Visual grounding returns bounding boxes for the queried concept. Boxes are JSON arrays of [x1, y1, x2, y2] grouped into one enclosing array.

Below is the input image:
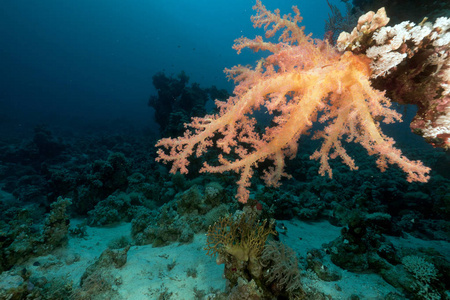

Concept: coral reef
[[324, 211, 397, 272], [32, 125, 66, 159], [73, 152, 131, 214], [75, 246, 131, 300], [0, 270, 33, 300], [149, 71, 229, 137], [88, 192, 134, 226], [131, 182, 231, 247], [0, 3, 449, 297], [0, 197, 71, 272], [38, 197, 72, 253]]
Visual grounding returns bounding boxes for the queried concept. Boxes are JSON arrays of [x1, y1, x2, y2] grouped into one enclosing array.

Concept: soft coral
[[156, 1, 430, 203]]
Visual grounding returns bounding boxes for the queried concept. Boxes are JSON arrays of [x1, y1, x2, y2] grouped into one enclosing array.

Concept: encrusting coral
[[156, 0, 440, 203]]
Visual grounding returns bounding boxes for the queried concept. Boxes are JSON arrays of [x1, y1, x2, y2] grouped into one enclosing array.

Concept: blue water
[[0, 0, 342, 132]]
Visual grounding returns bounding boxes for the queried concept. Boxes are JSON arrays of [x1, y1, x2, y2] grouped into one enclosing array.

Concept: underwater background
[[0, 0, 449, 299], [1, 0, 334, 134]]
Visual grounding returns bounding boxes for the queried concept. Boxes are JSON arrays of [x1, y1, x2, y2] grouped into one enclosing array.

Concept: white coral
[[434, 17, 450, 31], [433, 32, 450, 47], [370, 51, 407, 77], [410, 24, 432, 45], [373, 26, 389, 45], [365, 44, 391, 59], [390, 22, 413, 50], [366, 16, 450, 79]]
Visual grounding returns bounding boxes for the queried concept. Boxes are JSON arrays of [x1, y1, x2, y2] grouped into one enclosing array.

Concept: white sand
[[25, 220, 225, 299], [21, 218, 449, 299]]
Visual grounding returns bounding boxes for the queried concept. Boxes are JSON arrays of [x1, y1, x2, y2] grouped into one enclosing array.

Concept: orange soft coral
[[156, 0, 430, 203]]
